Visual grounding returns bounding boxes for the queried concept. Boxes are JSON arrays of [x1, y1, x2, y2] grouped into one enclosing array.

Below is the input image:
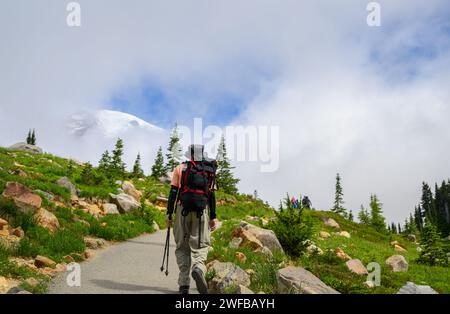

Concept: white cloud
[[1, 0, 449, 223]]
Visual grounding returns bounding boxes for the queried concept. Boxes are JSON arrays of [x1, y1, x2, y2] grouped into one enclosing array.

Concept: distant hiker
[[302, 196, 312, 209], [166, 144, 218, 295], [291, 196, 298, 209]]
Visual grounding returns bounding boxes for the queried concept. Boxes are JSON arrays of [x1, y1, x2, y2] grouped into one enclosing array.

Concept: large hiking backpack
[[180, 158, 217, 214]]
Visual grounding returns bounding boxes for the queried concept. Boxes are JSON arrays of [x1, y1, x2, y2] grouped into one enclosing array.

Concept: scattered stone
[[306, 244, 324, 256], [2, 181, 42, 214], [407, 234, 417, 243], [109, 193, 140, 213], [345, 259, 368, 275], [152, 221, 160, 231], [11, 168, 28, 177], [277, 266, 340, 294], [261, 218, 269, 226], [232, 227, 263, 250], [122, 181, 143, 201], [73, 217, 90, 227], [338, 231, 351, 239], [245, 269, 255, 276], [207, 260, 251, 294], [238, 221, 284, 253], [6, 287, 32, 294], [11, 227, 24, 238], [397, 282, 438, 294], [229, 237, 243, 249], [34, 255, 56, 268], [390, 240, 399, 246], [335, 247, 352, 261], [9, 142, 43, 154], [385, 255, 408, 272], [364, 280, 376, 288], [235, 252, 247, 263], [34, 208, 60, 232], [63, 255, 75, 263], [102, 203, 119, 215], [234, 285, 254, 294], [84, 236, 106, 250], [322, 217, 340, 229], [34, 189, 54, 201], [319, 231, 331, 239], [394, 244, 407, 252], [245, 215, 259, 222], [56, 177, 78, 196], [0, 218, 8, 228], [416, 247, 423, 252], [81, 203, 102, 218], [155, 196, 169, 208], [254, 246, 274, 259]]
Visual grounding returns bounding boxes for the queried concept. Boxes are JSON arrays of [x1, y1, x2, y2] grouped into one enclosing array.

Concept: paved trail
[[49, 230, 195, 294]]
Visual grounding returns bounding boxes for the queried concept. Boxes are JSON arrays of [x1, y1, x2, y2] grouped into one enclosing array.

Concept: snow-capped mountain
[[68, 109, 163, 138]]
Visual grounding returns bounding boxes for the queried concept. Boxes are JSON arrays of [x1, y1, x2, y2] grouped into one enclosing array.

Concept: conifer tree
[[370, 194, 386, 232], [151, 146, 165, 179], [215, 135, 239, 194], [80, 162, 94, 185], [358, 205, 370, 225], [132, 153, 144, 178], [98, 150, 111, 172], [331, 173, 346, 216], [26, 130, 32, 144], [398, 223, 402, 234], [67, 159, 75, 178], [165, 124, 182, 173], [348, 210, 354, 221], [421, 182, 435, 224], [111, 138, 126, 178], [417, 221, 448, 266], [30, 129, 36, 145]]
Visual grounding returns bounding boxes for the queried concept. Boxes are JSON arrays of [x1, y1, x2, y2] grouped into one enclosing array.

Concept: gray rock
[[109, 193, 140, 213], [345, 259, 368, 275], [239, 221, 284, 254], [7, 287, 32, 294], [397, 282, 438, 294], [229, 237, 243, 249], [56, 177, 78, 196], [386, 255, 408, 272], [277, 266, 340, 294], [407, 234, 417, 242], [8, 142, 43, 154], [102, 203, 119, 215], [34, 189, 54, 201], [322, 217, 340, 229], [234, 285, 254, 294], [207, 260, 251, 293]]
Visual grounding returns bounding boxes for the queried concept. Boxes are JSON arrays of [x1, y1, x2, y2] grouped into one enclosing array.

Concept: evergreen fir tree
[[421, 182, 435, 224], [80, 162, 94, 185], [370, 194, 386, 232], [348, 210, 354, 221], [417, 221, 448, 266], [165, 124, 182, 173], [67, 159, 75, 178], [398, 223, 402, 234], [30, 129, 36, 145], [414, 205, 424, 232], [151, 146, 165, 179], [26, 129, 32, 144], [111, 138, 126, 178], [358, 205, 370, 225], [132, 153, 144, 178], [215, 136, 239, 194], [331, 173, 346, 216], [98, 150, 111, 172]]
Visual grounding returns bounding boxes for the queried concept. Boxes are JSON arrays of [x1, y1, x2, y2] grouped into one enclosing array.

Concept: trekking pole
[[165, 227, 170, 276], [160, 226, 170, 273]]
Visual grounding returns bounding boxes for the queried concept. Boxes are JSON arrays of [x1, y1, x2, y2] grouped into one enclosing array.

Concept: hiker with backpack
[[166, 144, 218, 294]]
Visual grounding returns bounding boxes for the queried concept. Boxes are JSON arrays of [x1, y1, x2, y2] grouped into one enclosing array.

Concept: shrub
[[269, 207, 312, 257]]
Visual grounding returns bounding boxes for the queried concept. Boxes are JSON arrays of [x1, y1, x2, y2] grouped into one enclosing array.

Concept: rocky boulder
[[84, 236, 107, 250], [102, 203, 119, 215], [121, 181, 142, 201], [277, 266, 340, 294], [386, 255, 408, 272], [338, 231, 351, 239], [9, 142, 43, 154], [234, 285, 254, 294], [397, 282, 438, 294], [2, 181, 42, 214], [231, 227, 263, 250], [34, 255, 56, 268], [237, 221, 284, 253], [229, 237, 243, 249], [394, 244, 407, 252], [207, 260, 251, 293], [345, 259, 368, 275], [335, 247, 352, 261], [322, 217, 340, 229], [109, 193, 140, 213], [155, 196, 169, 208], [319, 231, 331, 239], [0, 218, 8, 229], [56, 177, 78, 196], [34, 208, 60, 233], [407, 234, 417, 243]]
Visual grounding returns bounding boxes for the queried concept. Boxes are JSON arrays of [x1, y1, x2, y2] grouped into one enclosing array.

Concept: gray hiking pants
[[173, 204, 211, 287]]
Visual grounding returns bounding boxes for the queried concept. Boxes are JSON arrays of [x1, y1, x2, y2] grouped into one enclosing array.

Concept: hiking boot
[[191, 267, 208, 294], [179, 285, 190, 294]]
